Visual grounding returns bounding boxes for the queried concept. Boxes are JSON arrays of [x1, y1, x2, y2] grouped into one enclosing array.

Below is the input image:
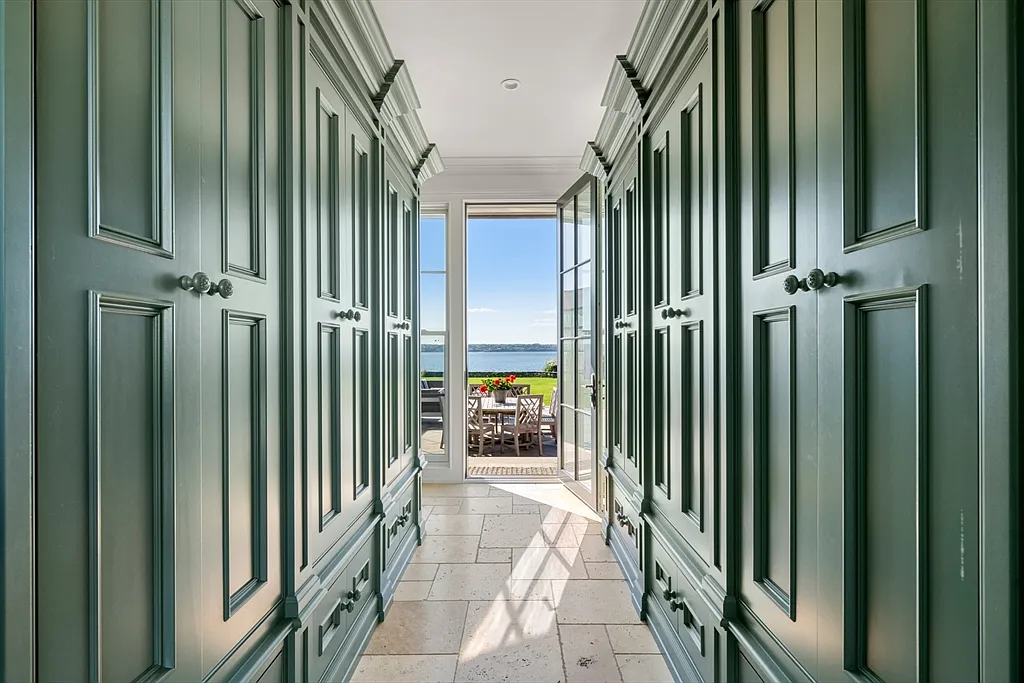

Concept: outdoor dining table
[[473, 393, 519, 422]]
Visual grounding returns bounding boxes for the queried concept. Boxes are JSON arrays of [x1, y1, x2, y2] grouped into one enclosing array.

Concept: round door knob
[[661, 309, 671, 320], [342, 599, 355, 613], [352, 310, 362, 322], [347, 588, 362, 602], [208, 278, 234, 299], [670, 599, 684, 612], [179, 272, 211, 294], [783, 274, 808, 295], [662, 588, 676, 601], [806, 268, 839, 290]]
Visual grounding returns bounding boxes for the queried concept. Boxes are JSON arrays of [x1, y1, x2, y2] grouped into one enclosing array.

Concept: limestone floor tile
[[455, 600, 564, 682], [404, 563, 440, 581], [364, 601, 469, 655], [395, 581, 434, 601], [506, 578, 554, 602], [488, 486, 515, 497], [616, 654, 673, 683], [423, 497, 464, 507], [424, 483, 493, 498], [425, 514, 485, 536], [352, 655, 458, 683], [431, 506, 462, 516], [571, 522, 605, 536], [552, 580, 641, 624], [511, 545, 589, 581], [412, 536, 480, 563], [559, 625, 623, 683], [429, 563, 514, 601], [479, 515, 580, 548], [422, 505, 435, 521], [577, 536, 616, 562], [513, 503, 541, 514], [605, 625, 661, 654], [460, 497, 513, 515], [584, 562, 624, 580], [476, 547, 512, 563], [540, 505, 599, 525]]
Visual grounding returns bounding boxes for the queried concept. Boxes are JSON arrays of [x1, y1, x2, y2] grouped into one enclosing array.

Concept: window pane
[[577, 262, 591, 337], [561, 199, 575, 270], [420, 214, 446, 271], [577, 187, 591, 263], [420, 273, 445, 332], [561, 341, 576, 407], [561, 271, 576, 337], [420, 333, 445, 458], [577, 338, 592, 412], [561, 406, 576, 477], [577, 411, 592, 489]]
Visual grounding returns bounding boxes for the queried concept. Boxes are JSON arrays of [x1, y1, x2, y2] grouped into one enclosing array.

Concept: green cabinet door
[[647, 52, 717, 569]]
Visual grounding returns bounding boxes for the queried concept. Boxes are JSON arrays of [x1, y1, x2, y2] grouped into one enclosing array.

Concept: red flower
[[479, 384, 488, 393]]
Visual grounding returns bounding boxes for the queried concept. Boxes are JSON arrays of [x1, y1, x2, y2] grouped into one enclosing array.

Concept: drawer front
[[609, 483, 641, 566], [383, 478, 418, 569], [307, 534, 376, 682], [649, 537, 716, 683]]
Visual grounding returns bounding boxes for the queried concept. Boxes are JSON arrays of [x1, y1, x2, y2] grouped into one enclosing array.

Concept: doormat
[[467, 464, 558, 477]]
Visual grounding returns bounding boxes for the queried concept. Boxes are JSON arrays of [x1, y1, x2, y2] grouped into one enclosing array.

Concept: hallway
[[352, 483, 672, 683]]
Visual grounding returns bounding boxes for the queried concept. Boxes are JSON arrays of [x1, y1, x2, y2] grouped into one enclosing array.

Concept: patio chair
[[467, 395, 499, 456], [541, 386, 558, 439], [509, 384, 531, 396], [502, 394, 544, 456]]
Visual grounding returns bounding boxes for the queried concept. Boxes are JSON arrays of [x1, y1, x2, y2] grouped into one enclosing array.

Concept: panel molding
[[842, 285, 928, 682], [682, 321, 705, 531], [222, 0, 268, 281], [317, 322, 342, 532], [682, 83, 704, 296], [842, 0, 927, 252], [86, 0, 174, 258], [750, 0, 795, 278], [315, 86, 341, 302], [89, 292, 176, 682], [222, 310, 270, 618], [751, 306, 796, 620]]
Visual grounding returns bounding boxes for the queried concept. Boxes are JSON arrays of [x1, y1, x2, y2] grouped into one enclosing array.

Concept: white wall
[[419, 156, 582, 482]]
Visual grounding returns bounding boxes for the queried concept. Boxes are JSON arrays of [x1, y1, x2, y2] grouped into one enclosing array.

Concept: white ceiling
[[372, 0, 645, 160]]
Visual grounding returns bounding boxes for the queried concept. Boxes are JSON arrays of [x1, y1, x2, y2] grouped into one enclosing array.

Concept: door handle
[[660, 307, 690, 319], [806, 268, 839, 290], [334, 309, 362, 321], [207, 278, 234, 299], [179, 272, 211, 294], [783, 274, 809, 295]]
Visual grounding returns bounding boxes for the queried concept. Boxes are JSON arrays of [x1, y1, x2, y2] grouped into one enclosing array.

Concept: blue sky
[[420, 216, 558, 345]]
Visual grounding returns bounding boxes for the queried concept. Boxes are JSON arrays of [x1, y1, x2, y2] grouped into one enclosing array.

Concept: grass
[[468, 376, 558, 405]]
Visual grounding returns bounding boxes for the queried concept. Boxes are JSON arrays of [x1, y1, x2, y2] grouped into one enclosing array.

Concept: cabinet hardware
[[669, 599, 685, 612], [347, 588, 361, 602], [334, 309, 362, 321], [662, 588, 676, 601], [207, 278, 234, 299], [341, 599, 355, 613], [661, 307, 690, 319], [179, 271, 211, 294], [397, 513, 410, 526], [806, 268, 839, 290], [783, 274, 809, 295]]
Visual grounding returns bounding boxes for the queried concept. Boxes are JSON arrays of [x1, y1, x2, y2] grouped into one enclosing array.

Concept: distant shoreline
[[421, 344, 557, 353]]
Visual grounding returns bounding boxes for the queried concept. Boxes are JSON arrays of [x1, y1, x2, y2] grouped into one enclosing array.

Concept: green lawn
[[468, 376, 557, 404]]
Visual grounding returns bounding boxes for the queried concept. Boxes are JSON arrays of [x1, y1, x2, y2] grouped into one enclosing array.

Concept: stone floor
[[352, 483, 673, 683]]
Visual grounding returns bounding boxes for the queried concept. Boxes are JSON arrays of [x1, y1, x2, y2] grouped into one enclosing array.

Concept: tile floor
[[352, 483, 673, 683]]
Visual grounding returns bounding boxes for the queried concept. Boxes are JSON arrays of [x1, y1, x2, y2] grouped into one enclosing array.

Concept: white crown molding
[[441, 156, 583, 177], [415, 143, 446, 185], [581, 0, 700, 175], [318, 0, 443, 179]]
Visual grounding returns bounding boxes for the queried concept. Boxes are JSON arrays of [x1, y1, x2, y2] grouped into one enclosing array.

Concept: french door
[[556, 175, 600, 508]]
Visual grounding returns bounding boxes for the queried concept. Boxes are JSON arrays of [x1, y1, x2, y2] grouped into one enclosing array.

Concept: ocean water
[[421, 351, 555, 373]]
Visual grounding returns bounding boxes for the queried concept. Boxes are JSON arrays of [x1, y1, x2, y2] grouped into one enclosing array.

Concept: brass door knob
[[179, 272, 211, 294], [208, 278, 234, 299]]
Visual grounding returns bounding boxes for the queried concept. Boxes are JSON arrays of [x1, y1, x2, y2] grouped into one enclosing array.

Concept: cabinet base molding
[[647, 597, 705, 683], [321, 595, 379, 683]]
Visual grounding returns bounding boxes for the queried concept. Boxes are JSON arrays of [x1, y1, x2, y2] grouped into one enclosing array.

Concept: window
[[419, 211, 447, 459]]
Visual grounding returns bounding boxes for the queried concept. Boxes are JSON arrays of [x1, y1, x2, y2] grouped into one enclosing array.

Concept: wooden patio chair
[[541, 386, 558, 439], [502, 394, 544, 456], [467, 395, 499, 456]]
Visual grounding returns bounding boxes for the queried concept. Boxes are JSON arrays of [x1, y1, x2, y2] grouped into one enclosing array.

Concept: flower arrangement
[[479, 374, 517, 394]]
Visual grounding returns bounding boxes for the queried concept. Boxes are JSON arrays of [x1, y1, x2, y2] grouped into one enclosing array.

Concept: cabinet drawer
[[649, 537, 715, 683], [383, 477, 417, 570], [609, 483, 641, 567], [307, 535, 376, 682]]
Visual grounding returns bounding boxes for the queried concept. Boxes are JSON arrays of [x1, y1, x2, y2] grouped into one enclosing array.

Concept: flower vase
[[493, 389, 508, 403]]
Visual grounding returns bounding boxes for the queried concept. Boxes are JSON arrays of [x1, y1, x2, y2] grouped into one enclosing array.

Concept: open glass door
[[557, 175, 600, 508]]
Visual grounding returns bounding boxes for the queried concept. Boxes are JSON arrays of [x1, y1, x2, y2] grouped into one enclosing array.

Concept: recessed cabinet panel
[[317, 94, 341, 300], [351, 139, 370, 308], [96, 298, 174, 683], [845, 291, 925, 683], [319, 324, 342, 529], [682, 323, 704, 529], [653, 327, 671, 496], [653, 139, 669, 307], [224, 313, 268, 613], [223, 0, 265, 279], [92, 0, 172, 254], [352, 328, 371, 500], [682, 89, 703, 295]]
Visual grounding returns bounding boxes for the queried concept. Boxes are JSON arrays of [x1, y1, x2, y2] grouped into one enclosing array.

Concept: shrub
[[543, 359, 557, 374]]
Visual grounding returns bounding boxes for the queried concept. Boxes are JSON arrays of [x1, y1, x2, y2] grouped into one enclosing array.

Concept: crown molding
[[580, 142, 611, 181], [441, 156, 582, 177], [316, 0, 444, 178], [414, 143, 446, 185], [581, 0, 701, 174]]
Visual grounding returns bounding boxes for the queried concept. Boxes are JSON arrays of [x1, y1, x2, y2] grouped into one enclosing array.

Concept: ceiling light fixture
[[501, 78, 521, 91]]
